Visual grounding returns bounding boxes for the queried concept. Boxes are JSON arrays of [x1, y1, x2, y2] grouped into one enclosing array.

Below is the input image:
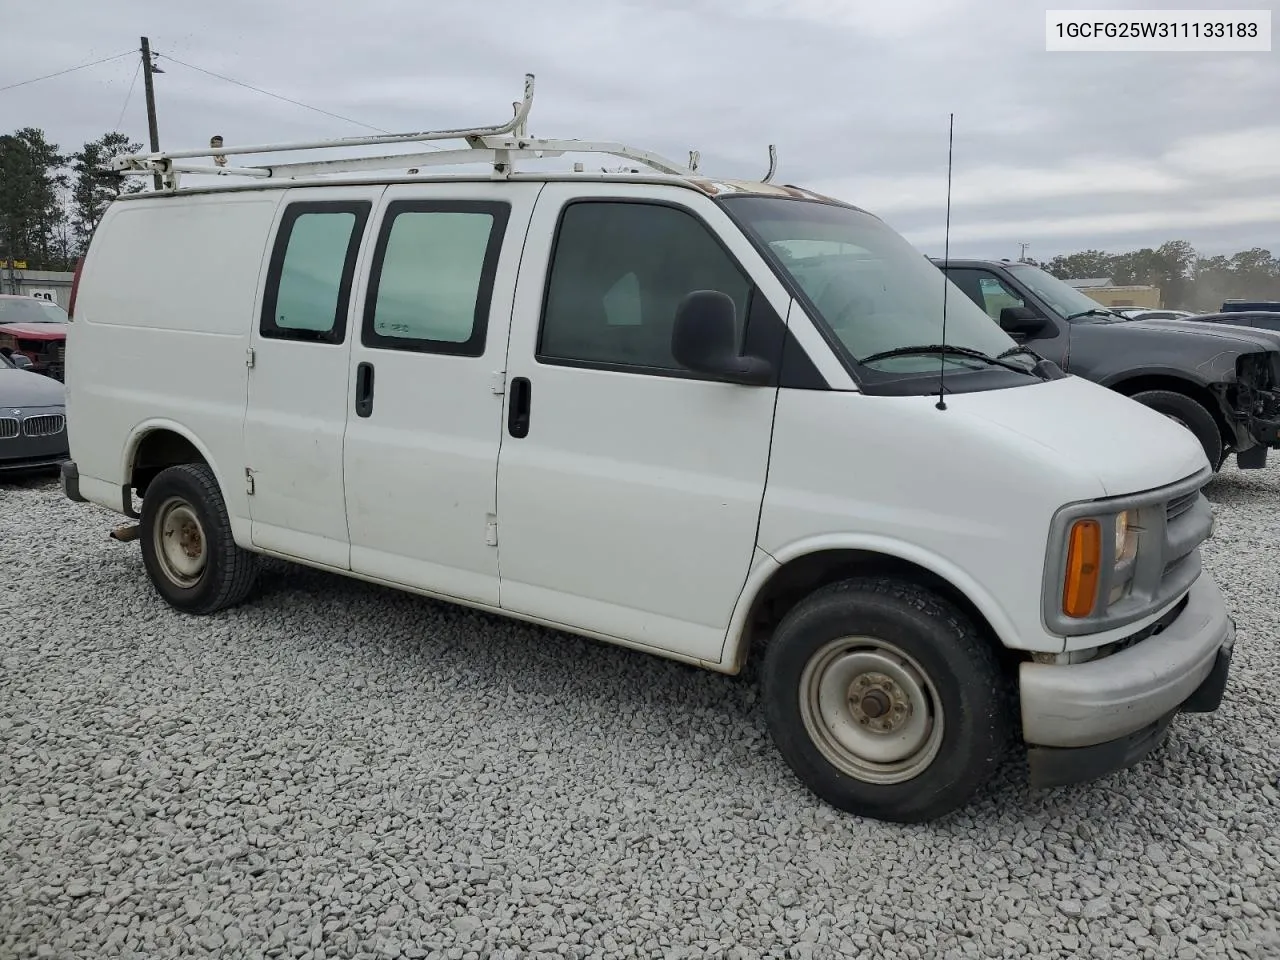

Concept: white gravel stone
[[3, 464, 1280, 959]]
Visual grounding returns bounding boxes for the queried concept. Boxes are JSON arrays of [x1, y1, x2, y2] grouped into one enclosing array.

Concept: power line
[[113, 59, 143, 132], [155, 52, 393, 134], [0, 50, 136, 94]]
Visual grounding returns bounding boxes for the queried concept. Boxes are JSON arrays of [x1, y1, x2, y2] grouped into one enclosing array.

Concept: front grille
[[22, 414, 65, 437], [1166, 490, 1198, 522], [0, 417, 18, 440]]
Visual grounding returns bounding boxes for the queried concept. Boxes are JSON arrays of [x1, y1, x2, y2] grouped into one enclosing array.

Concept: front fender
[[720, 533, 1027, 671], [1093, 362, 1218, 390]]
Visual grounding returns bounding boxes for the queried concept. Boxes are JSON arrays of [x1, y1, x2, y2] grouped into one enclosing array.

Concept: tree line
[[0, 127, 143, 271], [1028, 240, 1279, 312], [4, 123, 1278, 313]]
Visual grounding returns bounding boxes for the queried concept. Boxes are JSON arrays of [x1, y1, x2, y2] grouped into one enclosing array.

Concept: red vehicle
[[0, 295, 68, 380]]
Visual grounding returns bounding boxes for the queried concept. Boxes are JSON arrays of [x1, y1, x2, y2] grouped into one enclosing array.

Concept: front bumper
[[0, 425, 70, 474], [1237, 413, 1280, 467], [1019, 574, 1233, 784]]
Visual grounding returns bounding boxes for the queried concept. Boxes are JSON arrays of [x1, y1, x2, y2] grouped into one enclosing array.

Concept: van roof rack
[[110, 73, 779, 191]]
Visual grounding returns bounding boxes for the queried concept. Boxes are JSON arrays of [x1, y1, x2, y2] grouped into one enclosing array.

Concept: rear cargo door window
[[261, 201, 371, 343], [361, 200, 510, 356]]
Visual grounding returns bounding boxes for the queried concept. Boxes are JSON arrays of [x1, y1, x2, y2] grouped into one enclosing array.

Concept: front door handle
[[508, 376, 531, 438], [355, 361, 375, 418]]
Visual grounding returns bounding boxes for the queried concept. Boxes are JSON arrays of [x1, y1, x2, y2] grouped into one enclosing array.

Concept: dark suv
[[933, 258, 1280, 471]]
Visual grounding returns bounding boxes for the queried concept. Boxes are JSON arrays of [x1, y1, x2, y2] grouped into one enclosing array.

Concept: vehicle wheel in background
[[1128, 390, 1224, 470]]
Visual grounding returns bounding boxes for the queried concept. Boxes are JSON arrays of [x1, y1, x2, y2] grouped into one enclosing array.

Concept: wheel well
[[1107, 374, 1231, 446], [734, 549, 1013, 674], [129, 430, 207, 498]]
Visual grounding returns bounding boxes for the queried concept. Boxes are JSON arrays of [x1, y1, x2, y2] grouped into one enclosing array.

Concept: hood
[[1128, 317, 1280, 351], [0, 321, 68, 340], [0, 368, 66, 407], [942, 374, 1207, 497]]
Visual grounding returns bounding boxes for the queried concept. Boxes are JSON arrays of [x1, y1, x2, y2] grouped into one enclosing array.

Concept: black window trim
[[361, 198, 511, 357], [535, 196, 827, 389], [260, 199, 371, 345]]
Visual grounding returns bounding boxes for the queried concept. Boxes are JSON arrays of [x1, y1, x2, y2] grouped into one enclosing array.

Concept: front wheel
[[762, 577, 1013, 823], [139, 463, 258, 614]]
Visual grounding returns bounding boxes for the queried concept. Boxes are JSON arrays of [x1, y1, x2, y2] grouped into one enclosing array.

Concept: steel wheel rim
[[154, 496, 206, 587], [799, 635, 944, 785]]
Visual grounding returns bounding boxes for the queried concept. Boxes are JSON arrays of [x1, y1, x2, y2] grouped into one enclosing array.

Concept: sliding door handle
[[508, 376, 531, 438], [355, 361, 375, 418]]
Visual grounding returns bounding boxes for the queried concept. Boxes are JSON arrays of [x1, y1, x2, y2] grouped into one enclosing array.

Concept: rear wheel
[[762, 577, 1013, 824], [139, 463, 258, 614], [1128, 389, 1224, 470]]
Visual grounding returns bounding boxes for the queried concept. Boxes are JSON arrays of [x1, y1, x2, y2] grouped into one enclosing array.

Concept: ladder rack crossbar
[[105, 72, 778, 190], [112, 74, 538, 166]]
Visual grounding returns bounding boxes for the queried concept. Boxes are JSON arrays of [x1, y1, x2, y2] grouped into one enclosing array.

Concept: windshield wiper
[[997, 345, 1042, 362], [857, 343, 1044, 378], [1065, 308, 1123, 321]]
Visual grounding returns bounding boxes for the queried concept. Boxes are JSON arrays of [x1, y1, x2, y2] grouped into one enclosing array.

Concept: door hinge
[[245, 348, 256, 368], [485, 516, 498, 546], [245, 468, 255, 495], [491, 370, 506, 395]]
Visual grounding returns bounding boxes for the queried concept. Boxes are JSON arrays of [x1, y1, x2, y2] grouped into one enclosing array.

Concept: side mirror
[[999, 305, 1048, 338], [671, 291, 774, 385], [10, 354, 33, 370]]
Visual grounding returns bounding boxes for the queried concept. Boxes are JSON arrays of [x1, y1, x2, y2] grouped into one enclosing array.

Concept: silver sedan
[[0, 352, 68, 474]]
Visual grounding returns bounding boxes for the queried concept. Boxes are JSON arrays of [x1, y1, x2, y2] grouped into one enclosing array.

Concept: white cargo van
[[61, 78, 1234, 823]]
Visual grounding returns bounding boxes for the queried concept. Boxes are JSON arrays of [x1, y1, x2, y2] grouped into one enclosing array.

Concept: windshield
[[722, 196, 1023, 377], [0, 298, 68, 324], [1004, 264, 1117, 319]]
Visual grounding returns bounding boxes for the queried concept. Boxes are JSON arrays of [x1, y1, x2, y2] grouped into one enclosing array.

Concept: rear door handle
[[508, 376, 531, 438], [355, 361, 375, 418]]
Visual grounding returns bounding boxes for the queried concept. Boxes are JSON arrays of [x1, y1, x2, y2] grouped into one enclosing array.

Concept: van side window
[[362, 200, 510, 356], [261, 201, 370, 343], [538, 200, 751, 373]]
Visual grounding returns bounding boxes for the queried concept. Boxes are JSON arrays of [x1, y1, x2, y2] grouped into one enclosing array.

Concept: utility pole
[[140, 36, 162, 190], [1018, 241, 1031, 263]]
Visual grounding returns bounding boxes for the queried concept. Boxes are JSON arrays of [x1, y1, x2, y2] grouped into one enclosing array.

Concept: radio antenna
[[936, 112, 954, 412]]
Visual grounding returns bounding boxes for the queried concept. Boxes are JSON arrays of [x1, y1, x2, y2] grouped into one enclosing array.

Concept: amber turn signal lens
[[1063, 519, 1102, 618]]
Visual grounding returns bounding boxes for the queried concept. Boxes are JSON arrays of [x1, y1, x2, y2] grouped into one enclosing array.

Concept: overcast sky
[[4, 0, 1277, 261]]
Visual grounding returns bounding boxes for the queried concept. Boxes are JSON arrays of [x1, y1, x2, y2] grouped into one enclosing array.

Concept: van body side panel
[[66, 193, 283, 526], [341, 181, 543, 606]]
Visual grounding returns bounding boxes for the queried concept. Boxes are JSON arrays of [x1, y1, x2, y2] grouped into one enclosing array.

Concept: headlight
[[1114, 510, 1136, 564], [1063, 510, 1138, 618]]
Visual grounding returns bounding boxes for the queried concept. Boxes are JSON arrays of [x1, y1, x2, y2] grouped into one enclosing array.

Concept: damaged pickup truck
[[935, 258, 1280, 471]]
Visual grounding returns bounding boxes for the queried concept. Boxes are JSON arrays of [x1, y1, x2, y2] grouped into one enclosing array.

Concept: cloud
[[1, 0, 1275, 258]]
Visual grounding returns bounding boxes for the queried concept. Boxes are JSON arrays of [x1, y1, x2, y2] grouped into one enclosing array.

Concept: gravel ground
[[2, 464, 1278, 960]]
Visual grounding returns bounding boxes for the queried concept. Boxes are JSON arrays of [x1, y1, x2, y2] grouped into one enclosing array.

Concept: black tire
[[1128, 389, 1224, 470], [762, 577, 1013, 824], [139, 463, 258, 614]]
